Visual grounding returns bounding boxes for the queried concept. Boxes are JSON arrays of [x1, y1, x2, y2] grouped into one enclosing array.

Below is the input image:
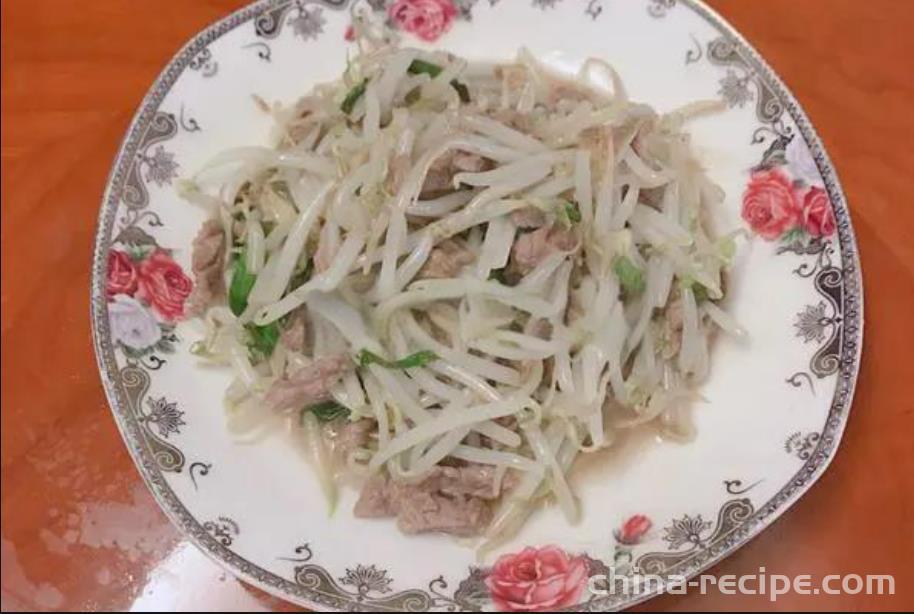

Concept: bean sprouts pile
[[181, 29, 742, 550]]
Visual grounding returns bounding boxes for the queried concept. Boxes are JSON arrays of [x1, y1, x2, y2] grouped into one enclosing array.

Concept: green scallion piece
[[357, 348, 438, 370], [302, 400, 351, 423], [612, 256, 646, 296], [340, 78, 369, 114], [228, 252, 256, 316]]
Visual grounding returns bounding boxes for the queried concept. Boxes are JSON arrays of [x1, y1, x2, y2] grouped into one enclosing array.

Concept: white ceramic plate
[[91, 0, 863, 610]]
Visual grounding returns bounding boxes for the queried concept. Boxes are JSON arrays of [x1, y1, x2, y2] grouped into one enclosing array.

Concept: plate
[[90, 0, 863, 610]]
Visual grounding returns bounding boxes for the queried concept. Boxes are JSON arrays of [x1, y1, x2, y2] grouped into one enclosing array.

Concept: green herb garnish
[[679, 276, 710, 303], [450, 80, 471, 103], [229, 250, 281, 359], [488, 267, 508, 284], [564, 201, 582, 223], [612, 255, 646, 296], [404, 87, 422, 106], [406, 60, 471, 103], [246, 322, 280, 360], [228, 252, 257, 316], [357, 349, 438, 370], [302, 400, 351, 423], [341, 78, 368, 114], [408, 59, 444, 78]]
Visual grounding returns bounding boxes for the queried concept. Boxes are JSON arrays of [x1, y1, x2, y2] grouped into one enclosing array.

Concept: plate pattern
[[90, 0, 863, 610], [660, 7, 857, 404]]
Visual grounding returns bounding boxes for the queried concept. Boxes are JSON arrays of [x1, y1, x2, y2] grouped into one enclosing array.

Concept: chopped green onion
[[678, 275, 711, 303], [488, 267, 508, 284], [302, 400, 350, 423], [229, 249, 281, 359], [564, 201, 582, 223], [404, 86, 422, 106], [612, 255, 645, 296], [450, 80, 470, 103], [228, 252, 256, 316], [246, 322, 280, 359], [406, 60, 470, 103], [341, 78, 368, 114], [681, 279, 710, 303], [357, 348, 438, 369], [407, 59, 443, 78]]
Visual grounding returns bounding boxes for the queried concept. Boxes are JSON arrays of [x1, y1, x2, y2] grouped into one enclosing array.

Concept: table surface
[[2, 0, 913, 610]]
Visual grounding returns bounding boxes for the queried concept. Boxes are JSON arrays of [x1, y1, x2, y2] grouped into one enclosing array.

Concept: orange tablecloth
[[2, 0, 913, 610]]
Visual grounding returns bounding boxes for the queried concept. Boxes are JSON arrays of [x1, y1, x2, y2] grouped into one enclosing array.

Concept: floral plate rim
[[89, 0, 864, 610]]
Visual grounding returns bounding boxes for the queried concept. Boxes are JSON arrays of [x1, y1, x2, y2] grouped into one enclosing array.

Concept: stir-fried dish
[[180, 30, 742, 551]]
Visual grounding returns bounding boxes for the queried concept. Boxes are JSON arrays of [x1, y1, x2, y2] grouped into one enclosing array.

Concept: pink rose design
[[107, 250, 139, 299], [485, 546, 588, 612], [388, 0, 457, 42], [801, 186, 835, 238], [136, 249, 192, 321], [741, 168, 802, 240], [614, 514, 652, 546]]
